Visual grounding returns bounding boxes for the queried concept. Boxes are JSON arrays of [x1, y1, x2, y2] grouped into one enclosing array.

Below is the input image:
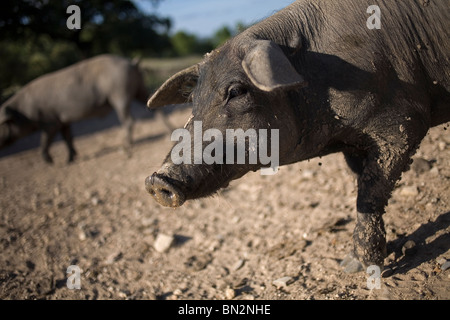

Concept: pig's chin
[[181, 171, 245, 202], [146, 167, 249, 208]]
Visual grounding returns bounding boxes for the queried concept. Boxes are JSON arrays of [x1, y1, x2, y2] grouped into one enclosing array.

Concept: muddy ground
[[0, 107, 449, 300]]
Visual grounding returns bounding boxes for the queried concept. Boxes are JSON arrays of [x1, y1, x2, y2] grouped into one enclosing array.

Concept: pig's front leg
[[341, 117, 427, 273], [341, 152, 389, 273]]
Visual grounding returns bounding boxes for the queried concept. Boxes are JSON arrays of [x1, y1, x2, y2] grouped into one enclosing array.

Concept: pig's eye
[[227, 85, 248, 101]]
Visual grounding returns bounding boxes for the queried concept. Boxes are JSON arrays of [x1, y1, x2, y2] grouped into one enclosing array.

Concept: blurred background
[[0, 0, 293, 157], [0, 0, 294, 102]]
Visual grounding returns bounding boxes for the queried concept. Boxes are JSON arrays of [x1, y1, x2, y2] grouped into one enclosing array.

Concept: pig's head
[[145, 39, 307, 207], [0, 105, 35, 149]]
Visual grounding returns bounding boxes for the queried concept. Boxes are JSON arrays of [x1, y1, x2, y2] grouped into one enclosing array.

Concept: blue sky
[[136, 0, 295, 38]]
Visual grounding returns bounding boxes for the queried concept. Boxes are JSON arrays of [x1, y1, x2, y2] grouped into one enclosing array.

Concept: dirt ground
[[0, 107, 449, 300]]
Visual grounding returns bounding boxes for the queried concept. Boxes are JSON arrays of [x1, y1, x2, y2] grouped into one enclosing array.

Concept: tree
[[211, 26, 232, 48], [0, 0, 170, 57], [170, 31, 213, 57], [0, 0, 171, 98]]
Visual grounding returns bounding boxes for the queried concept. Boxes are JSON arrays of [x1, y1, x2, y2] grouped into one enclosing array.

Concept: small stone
[[411, 158, 432, 174], [437, 257, 447, 265], [340, 253, 363, 274], [232, 259, 245, 271], [154, 233, 175, 253], [225, 287, 236, 300], [78, 231, 86, 241], [173, 288, 183, 296], [91, 197, 100, 206], [441, 261, 450, 272], [215, 279, 227, 291], [429, 167, 439, 175], [54, 186, 61, 196], [301, 169, 314, 179], [399, 186, 419, 197], [402, 240, 417, 256], [105, 252, 123, 264], [272, 276, 293, 289]]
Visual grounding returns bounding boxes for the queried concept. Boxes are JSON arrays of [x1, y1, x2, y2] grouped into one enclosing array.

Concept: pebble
[[225, 287, 236, 300], [173, 288, 183, 296], [105, 252, 123, 264], [301, 169, 315, 179], [154, 233, 175, 253], [399, 186, 419, 197], [272, 276, 293, 289], [232, 259, 245, 271], [78, 231, 86, 241], [429, 166, 439, 175], [441, 261, 450, 272], [402, 240, 417, 256], [340, 254, 363, 274], [411, 158, 432, 174]]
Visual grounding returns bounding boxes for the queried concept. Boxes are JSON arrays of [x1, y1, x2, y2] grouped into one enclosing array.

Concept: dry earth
[[0, 107, 449, 300]]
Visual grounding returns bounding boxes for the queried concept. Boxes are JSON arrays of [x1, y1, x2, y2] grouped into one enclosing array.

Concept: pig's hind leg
[[61, 124, 77, 163], [110, 96, 133, 157], [40, 127, 58, 164]]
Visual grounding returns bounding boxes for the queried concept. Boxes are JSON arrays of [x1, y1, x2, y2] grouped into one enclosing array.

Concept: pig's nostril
[[160, 188, 173, 199], [145, 173, 185, 207]]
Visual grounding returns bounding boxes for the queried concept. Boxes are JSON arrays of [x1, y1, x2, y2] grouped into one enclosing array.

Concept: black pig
[[145, 0, 450, 272]]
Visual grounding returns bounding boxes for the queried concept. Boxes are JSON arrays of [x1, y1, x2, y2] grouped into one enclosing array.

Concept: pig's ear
[[242, 40, 307, 92], [147, 64, 199, 108]]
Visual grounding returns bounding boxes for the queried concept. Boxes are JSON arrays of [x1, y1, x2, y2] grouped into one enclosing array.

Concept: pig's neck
[[245, 0, 324, 56], [241, 1, 352, 164]]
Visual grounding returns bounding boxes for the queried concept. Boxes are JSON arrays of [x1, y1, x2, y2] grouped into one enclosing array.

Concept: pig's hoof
[[68, 150, 77, 163], [340, 252, 363, 273], [43, 155, 54, 164]]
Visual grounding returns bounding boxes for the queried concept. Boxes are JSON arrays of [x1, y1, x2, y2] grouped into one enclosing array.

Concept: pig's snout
[[145, 172, 185, 207]]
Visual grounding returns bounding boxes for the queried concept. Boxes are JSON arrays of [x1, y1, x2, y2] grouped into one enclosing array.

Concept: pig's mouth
[[145, 166, 249, 208], [145, 172, 186, 207]]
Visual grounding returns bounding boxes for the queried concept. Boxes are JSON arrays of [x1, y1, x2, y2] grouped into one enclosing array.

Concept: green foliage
[[212, 26, 232, 48], [0, 35, 83, 100], [0, 0, 171, 57], [0, 0, 170, 100], [0, 0, 251, 101], [169, 21, 250, 58], [170, 31, 213, 56]]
